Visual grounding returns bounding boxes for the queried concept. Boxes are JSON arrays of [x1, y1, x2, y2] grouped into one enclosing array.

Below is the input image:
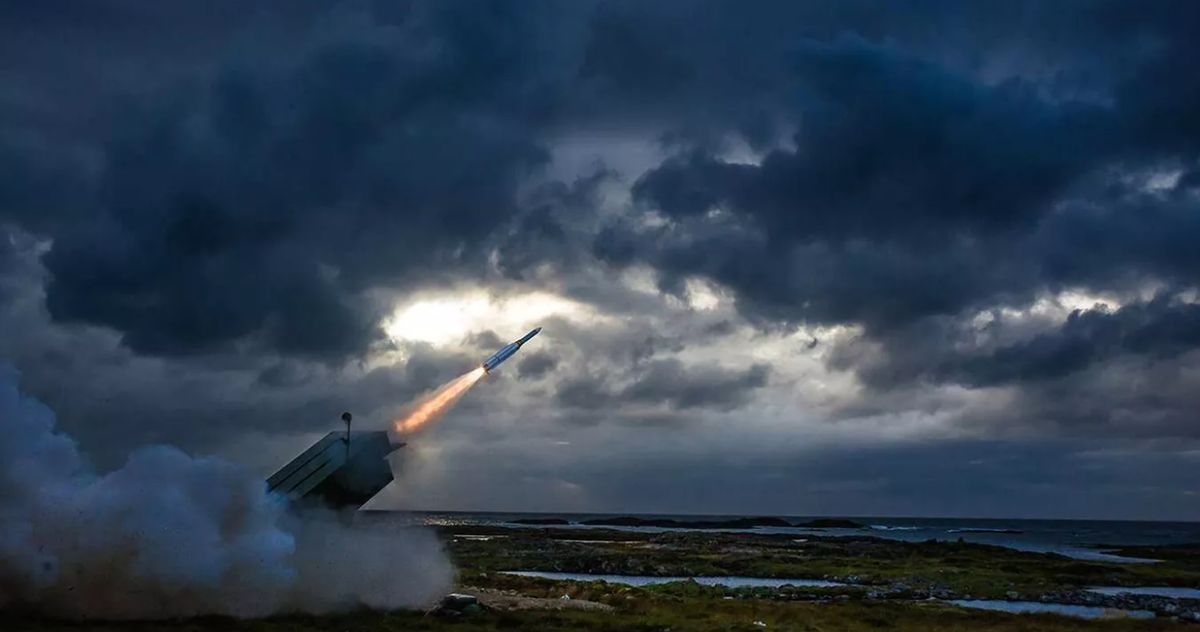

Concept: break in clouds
[[2, 0, 1200, 519]]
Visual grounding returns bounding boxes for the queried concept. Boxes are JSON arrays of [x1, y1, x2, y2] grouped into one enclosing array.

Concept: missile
[[481, 327, 542, 372]]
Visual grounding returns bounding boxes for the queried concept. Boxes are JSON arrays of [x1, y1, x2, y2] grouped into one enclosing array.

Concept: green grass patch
[[5, 600, 1192, 632], [447, 529, 1200, 599]]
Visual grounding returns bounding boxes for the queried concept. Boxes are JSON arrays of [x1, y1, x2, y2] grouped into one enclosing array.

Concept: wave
[[869, 525, 923, 531], [947, 528, 1024, 534]]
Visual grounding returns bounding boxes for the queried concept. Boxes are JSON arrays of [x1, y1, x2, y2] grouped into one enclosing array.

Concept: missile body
[[481, 327, 541, 372]]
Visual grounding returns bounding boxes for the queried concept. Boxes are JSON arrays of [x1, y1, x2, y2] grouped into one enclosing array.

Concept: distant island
[[580, 516, 793, 529], [510, 518, 572, 525], [508, 516, 871, 530], [793, 519, 866, 529], [502, 517, 1020, 532]]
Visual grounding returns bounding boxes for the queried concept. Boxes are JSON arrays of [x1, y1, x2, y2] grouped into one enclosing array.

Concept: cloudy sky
[[2, 0, 1199, 520]]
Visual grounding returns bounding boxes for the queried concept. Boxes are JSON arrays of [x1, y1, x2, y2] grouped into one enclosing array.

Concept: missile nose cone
[[515, 327, 542, 346]]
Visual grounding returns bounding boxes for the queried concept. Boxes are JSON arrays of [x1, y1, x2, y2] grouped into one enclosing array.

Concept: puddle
[[1087, 586, 1200, 599], [950, 600, 1155, 619], [500, 571, 845, 588]]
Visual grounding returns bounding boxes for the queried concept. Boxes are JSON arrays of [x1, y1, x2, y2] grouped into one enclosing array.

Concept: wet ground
[[442, 523, 1200, 623]]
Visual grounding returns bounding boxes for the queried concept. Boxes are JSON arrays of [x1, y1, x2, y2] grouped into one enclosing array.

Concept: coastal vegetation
[[5, 596, 1193, 632], [443, 526, 1200, 599], [6, 524, 1198, 630]]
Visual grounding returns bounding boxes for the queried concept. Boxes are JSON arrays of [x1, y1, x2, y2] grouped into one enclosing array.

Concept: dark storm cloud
[[0, 138, 92, 233], [999, 358, 1200, 440], [554, 358, 770, 413], [4, 1, 590, 361], [633, 36, 1111, 242], [1033, 186, 1200, 291], [13, 0, 1197, 365], [589, 1, 1200, 428], [540, 316, 694, 369], [516, 351, 558, 380], [560, 438, 1200, 520], [1104, 2, 1200, 152], [40, 44, 546, 359], [832, 292, 1200, 391], [464, 330, 505, 351], [940, 295, 1200, 387], [492, 168, 614, 283], [5, 0, 1200, 518], [564, 0, 1108, 144], [553, 376, 613, 411], [596, 32, 1137, 333], [0, 227, 482, 467], [624, 359, 770, 411]]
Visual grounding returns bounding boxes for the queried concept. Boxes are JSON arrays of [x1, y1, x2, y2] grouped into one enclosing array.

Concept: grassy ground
[[3, 599, 1191, 632], [444, 527, 1200, 598], [5, 526, 1197, 630], [1106, 544, 1200, 566]]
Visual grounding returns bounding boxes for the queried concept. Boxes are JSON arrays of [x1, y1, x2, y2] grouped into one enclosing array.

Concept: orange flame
[[393, 366, 487, 434]]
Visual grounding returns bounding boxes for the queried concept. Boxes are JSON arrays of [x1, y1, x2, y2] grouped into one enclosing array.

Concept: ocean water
[[362, 511, 1199, 562]]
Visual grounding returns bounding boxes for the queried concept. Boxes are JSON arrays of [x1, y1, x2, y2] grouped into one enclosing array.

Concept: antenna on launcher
[[341, 411, 352, 461]]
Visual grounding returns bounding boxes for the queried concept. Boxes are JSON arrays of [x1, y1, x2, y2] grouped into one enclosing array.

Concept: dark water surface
[[362, 511, 1199, 562]]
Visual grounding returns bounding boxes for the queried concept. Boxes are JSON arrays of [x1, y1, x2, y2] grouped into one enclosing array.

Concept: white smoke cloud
[[0, 363, 453, 619]]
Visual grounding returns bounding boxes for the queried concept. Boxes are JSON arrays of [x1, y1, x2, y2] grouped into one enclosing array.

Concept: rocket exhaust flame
[[393, 366, 486, 434], [391, 328, 540, 435]]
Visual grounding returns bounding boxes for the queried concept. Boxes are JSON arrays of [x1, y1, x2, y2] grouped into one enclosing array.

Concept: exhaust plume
[[0, 364, 453, 620], [393, 367, 485, 435]]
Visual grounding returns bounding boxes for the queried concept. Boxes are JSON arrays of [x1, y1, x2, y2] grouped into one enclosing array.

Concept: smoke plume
[[0, 363, 453, 619]]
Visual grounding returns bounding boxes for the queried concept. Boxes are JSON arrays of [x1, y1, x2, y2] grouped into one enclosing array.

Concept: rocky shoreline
[[509, 516, 867, 530], [581, 575, 1200, 622], [1035, 590, 1200, 622], [448, 524, 1200, 625], [484, 561, 1200, 622], [844, 580, 1200, 621]]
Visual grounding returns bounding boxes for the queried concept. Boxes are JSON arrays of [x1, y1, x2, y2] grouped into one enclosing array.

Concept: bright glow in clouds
[[977, 289, 1125, 327], [383, 289, 591, 346], [619, 266, 664, 296], [1146, 169, 1183, 191], [1021, 290, 1121, 320], [1051, 290, 1122, 313], [684, 278, 723, 311]]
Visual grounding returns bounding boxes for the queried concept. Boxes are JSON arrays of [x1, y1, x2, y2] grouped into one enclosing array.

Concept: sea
[[363, 511, 1200, 563]]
